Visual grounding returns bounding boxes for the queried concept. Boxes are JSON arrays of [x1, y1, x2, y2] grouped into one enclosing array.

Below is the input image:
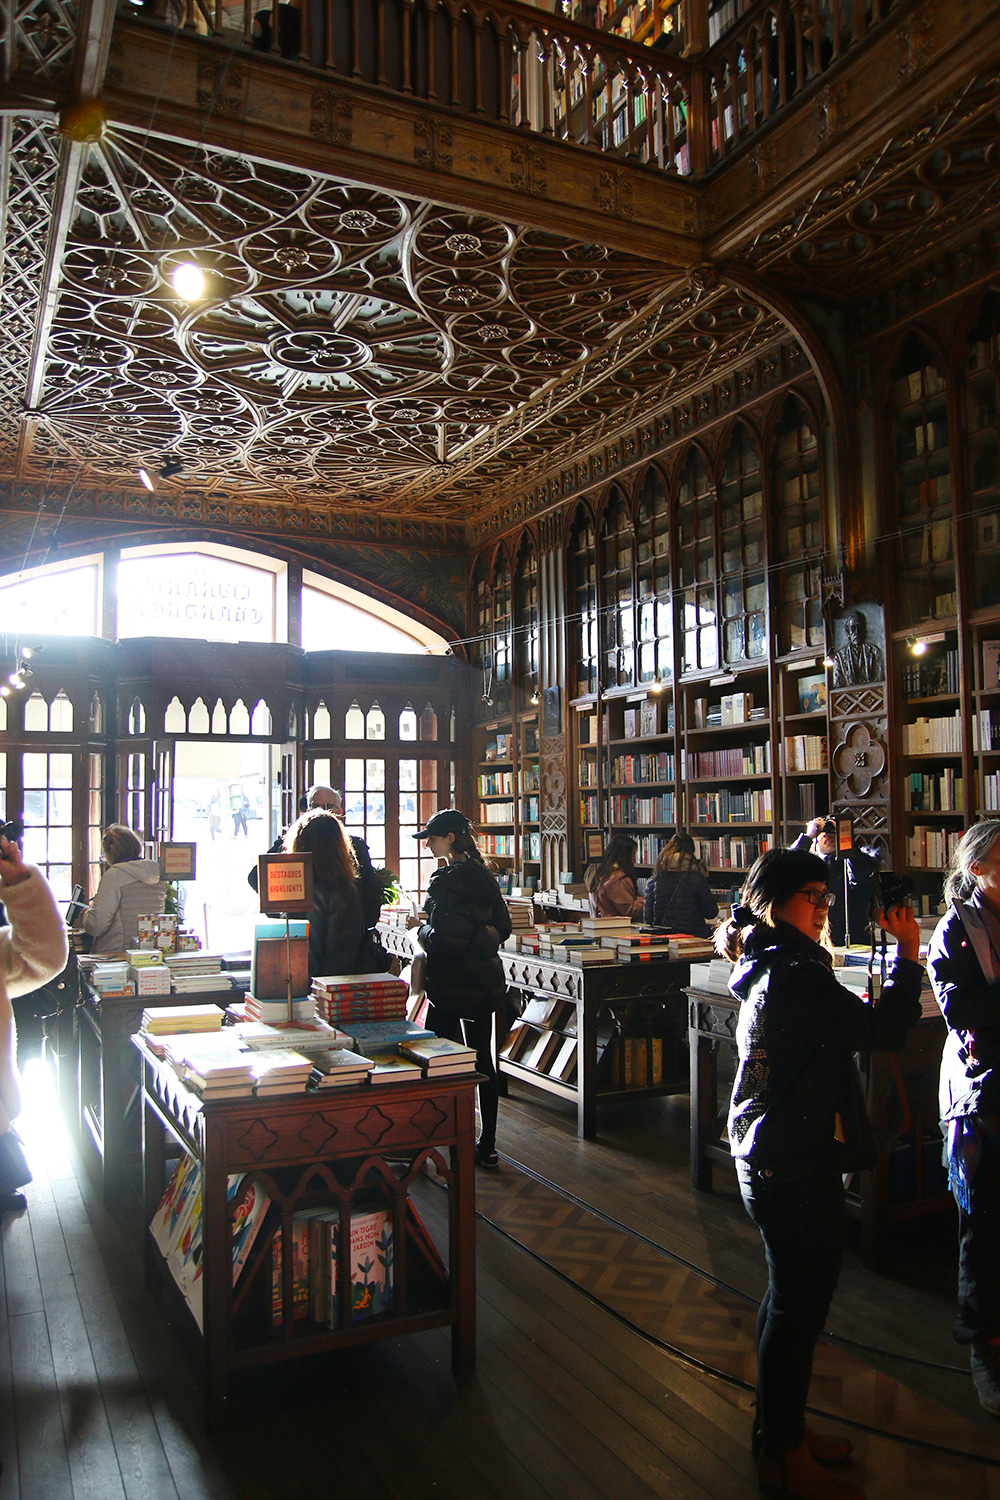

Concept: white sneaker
[[971, 1343, 1000, 1417]]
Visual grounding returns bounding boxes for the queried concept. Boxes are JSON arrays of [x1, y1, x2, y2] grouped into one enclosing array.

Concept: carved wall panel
[[829, 683, 891, 862], [539, 729, 568, 891]]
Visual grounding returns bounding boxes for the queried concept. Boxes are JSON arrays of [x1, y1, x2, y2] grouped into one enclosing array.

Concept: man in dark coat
[[790, 817, 877, 946]]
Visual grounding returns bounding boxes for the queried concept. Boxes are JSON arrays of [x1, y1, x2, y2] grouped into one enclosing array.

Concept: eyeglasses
[[797, 888, 836, 908]]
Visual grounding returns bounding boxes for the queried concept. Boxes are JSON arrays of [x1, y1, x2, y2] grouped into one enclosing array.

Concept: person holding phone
[[717, 845, 921, 1500]]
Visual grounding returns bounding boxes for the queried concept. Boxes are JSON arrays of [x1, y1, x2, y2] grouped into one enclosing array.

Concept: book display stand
[[255, 853, 314, 1023], [135, 1036, 477, 1425]]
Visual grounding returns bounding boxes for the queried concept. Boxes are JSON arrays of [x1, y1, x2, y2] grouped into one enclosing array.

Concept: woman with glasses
[[716, 846, 921, 1500]]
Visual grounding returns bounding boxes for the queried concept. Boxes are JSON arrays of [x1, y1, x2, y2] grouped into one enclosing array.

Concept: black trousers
[[955, 1129, 1000, 1344], [736, 1162, 846, 1457], [425, 998, 498, 1153]]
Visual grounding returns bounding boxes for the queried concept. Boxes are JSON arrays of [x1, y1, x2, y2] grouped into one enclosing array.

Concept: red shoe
[[757, 1443, 864, 1500], [752, 1415, 852, 1467]]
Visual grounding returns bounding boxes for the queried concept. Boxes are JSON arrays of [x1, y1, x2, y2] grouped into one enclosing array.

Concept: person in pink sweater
[[584, 834, 644, 919], [0, 831, 69, 1213]]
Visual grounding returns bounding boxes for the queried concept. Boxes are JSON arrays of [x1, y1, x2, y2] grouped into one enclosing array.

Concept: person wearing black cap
[[410, 809, 512, 1168], [790, 817, 876, 948]]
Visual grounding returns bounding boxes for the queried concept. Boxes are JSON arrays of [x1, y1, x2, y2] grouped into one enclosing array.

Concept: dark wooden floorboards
[[1, 1061, 996, 1499]]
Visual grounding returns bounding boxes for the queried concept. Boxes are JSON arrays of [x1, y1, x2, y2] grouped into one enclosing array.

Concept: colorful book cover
[[150, 1152, 200, 1259], [231, 1176, 274, 1284], [327, 1207, 394, 1327]]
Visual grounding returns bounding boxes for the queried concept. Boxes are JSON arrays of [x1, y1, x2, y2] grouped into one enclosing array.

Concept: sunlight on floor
[[17, 1055, 73, 1185]]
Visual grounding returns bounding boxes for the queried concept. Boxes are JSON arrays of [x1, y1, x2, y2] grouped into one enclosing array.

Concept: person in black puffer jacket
[[643, 833, 717, 936], [412, 809, 512, 1168], [719, 846, 921, 1500], [285, 810, 364, 981]]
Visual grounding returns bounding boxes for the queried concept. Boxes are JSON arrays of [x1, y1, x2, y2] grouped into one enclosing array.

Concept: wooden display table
[[76, 968, 243, 1210], [687, 974, 950, 1268], [135, 1038, 477, 1426], [500, 951, 691, 1140]]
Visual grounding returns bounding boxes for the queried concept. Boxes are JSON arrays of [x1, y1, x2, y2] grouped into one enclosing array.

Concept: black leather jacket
[[418, 858, 512, 1020], [307, 880, 364, 981], [928, 902, 1000, 1124], [642, 856, 717, 937], [728, 920, 922, 1173]]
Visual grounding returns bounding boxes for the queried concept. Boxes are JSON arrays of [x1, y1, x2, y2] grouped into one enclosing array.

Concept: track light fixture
[[139, 456, 183, 491]]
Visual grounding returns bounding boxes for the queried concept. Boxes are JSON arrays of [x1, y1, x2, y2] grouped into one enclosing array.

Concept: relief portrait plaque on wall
[[831, 604, 885, 688]]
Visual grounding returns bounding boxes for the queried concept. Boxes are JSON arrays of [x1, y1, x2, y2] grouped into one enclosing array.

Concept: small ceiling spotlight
[[649, 675, 665, 694], [171, 261, 206, 301], [822, 654, 836, 669], [7, 672, 24, 690], [908, 635, 929, 657], [20, 646, 34, 661], [0, 686, 9, 698], [529, 684, 541, 706], [139, 456, 183, 491]]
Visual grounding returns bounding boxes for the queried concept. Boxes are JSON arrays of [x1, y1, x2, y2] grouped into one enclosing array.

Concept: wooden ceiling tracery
[[12, 124, 705, 520]]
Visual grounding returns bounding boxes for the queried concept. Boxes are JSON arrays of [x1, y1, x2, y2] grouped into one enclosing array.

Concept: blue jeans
[[736, 1161, 846, 1457]]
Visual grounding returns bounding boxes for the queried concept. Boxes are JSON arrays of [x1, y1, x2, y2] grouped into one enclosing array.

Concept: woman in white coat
[[0, 830, 69, 1212]]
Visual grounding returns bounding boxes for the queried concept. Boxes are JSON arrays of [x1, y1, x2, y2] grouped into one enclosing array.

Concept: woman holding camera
[[927, 821, 1000, 1417], [718, 846, 921, 1500]]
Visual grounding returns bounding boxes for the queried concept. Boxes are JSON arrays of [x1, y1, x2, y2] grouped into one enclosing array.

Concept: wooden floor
[[2, 1062, 999, 1500]]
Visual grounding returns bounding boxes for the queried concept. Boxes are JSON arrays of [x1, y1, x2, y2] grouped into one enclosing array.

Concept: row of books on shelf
[[481, 833, 515, 857], [622, 702, 664, 738], [611, 793, 675, 824], [479, 800, 515, 823], [898, 419, 948, 461], [783, 735, 828, 772], [683, 745, 771, 777], [692, 691, 757, 727], [901, 649, 960, 699], [693, 833, 770, 870], [523, 795, 539, 822], [478, 771, 513, 796], [902, 711, 962, 754], [611, 752, 675, 785], [983, 773, 1000, 811], [907, 827, 963, 869], [793, 784, 820, 822], [690, 788, 772, 824], [903, 770, 964, 813], [893, 366, 946, 405], [973, 708, 1000, 750]]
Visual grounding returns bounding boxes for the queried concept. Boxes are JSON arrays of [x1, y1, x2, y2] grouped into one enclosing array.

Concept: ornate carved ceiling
[[5, 123, 714, 522]]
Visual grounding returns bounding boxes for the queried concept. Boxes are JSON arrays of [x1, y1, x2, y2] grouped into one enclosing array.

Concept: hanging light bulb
[[171, 261, 206, 301]]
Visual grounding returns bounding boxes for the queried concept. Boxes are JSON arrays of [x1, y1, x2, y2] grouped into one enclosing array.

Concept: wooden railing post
[[686, 60, 711, 173]]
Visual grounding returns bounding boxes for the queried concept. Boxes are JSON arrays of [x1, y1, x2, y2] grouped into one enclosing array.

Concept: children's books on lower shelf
[[309, 1206, 394, 1326], [151, 1154, 275, 1331]]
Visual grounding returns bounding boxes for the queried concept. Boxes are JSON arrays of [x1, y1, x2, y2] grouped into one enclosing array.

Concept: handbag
[[0, 1128, 32, 1195]]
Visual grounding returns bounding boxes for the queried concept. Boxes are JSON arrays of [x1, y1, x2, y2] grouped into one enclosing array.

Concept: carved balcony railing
[[118, 0, 694, 173], [699, 0, 907, 165]]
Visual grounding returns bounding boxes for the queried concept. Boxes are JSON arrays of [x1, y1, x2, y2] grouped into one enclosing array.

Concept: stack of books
[[310, 973, 409, 1026], [238, 1018, 349, 1053], [367, 1053, 423, 1085], [141, 1003, 226, 1037], [251, 1049, 314, 1095], [344, 1018, 433, 1055], [165, 954, 232, 994], [244, 995, 316, 1023], [398, 1035, 477, 1076], [91, 961, 134, 998], [309, 1048, 375, 1089], [163, 1035, 256, 1099], [506, 896, 536, 931]]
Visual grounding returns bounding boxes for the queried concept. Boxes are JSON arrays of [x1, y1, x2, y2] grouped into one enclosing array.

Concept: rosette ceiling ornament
[[16, 128, 780, 520]]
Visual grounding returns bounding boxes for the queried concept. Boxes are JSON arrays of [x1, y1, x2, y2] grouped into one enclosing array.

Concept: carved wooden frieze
[[829, 681, 891, 862]]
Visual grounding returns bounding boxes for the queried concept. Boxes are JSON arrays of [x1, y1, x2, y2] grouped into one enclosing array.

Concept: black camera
[[869, 868, 914, 917], [0, 820, 22, 844]]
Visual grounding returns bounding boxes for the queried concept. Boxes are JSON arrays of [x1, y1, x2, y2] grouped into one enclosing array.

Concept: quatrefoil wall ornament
[[832, 722, 887, 797]]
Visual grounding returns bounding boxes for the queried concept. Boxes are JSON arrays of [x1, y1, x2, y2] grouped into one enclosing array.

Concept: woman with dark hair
[[80, 824, 165, 954], [927, 819, 1000, 1417], [286, 809, 364, 980], [584, 833, 644, 919], [643, 833, 717, 936], [718, 845, 921, 1500], [410, 809, 511, 1168]]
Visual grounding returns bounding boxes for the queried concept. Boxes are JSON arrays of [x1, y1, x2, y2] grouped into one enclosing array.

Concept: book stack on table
[[141, 1003, 226, 1040], [165, 954, 234, 995], [398, 1036, 477, 1076], [309, 1048, 376, 1089], [161, 1033, 256, 1099], [310, 973, 409, 1026], [250, 1049, 315, 1096]]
